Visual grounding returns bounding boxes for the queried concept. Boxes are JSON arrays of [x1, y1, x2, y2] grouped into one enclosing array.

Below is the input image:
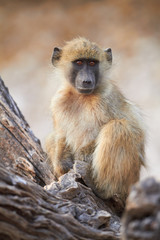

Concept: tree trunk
[[0, 77, 53, 186]]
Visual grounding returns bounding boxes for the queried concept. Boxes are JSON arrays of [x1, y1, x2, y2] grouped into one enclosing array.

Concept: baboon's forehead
[[61, 38, 104, 62]]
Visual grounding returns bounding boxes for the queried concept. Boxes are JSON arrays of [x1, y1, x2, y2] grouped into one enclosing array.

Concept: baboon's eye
[[89, 61, 96, 66], [76, 60, 83, 66]]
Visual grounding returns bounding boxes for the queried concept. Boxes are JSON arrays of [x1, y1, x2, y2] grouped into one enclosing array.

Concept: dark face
[[70, 59, 99, 94]]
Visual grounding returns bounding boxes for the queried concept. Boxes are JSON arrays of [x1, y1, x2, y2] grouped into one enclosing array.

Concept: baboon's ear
[[52, 47, 62, 66], [104, 48, 112, 64]]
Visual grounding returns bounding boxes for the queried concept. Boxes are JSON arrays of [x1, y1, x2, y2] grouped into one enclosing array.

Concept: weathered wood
[[0, 77, 53, 186], [0, 165, 121, 240], [122, 177, 160, 240]]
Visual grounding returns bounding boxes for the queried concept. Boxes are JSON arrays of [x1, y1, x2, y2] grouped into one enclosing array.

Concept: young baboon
[[46, 37, 145, 200]]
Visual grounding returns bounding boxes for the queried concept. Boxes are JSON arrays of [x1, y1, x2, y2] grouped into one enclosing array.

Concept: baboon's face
[[70, 58, 99, 94], [51, 40, 112, 95]]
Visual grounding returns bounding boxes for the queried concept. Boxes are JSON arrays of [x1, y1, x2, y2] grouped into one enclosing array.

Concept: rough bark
[[0, 164, 122, 240], [0, 77, 121, 240], [0, 77, 53, 186]]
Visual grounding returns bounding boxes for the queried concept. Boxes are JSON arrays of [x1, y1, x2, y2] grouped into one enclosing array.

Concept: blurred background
[[0, 0, 160, 179]]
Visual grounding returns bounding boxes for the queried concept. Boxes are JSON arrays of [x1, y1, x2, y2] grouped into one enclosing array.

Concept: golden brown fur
[[46, 37, 145, 200]]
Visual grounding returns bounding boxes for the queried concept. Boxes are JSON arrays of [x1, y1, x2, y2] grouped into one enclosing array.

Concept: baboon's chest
[[59, 98, 108, 151]]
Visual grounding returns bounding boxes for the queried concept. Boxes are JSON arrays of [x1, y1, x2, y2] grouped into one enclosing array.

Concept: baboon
[[46, 37, 145, 200]]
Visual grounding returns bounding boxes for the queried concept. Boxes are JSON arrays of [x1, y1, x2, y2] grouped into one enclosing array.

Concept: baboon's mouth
[[77, 88, 94, 94]]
